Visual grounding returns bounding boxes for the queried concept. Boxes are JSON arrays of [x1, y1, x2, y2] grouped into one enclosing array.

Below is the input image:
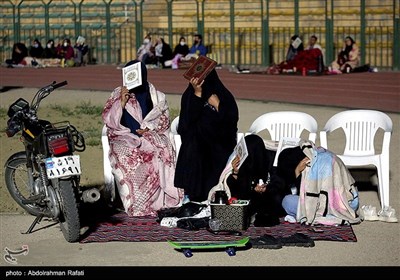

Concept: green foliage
[[0, 107, 7, 118], [75, 101, 103, 115], [170, 107, 180, 122], [49, 104, 74, 117]]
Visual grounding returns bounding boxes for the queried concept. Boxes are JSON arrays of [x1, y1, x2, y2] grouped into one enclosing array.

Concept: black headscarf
[[343, 36, 355, 58], [277, 146, 307, 189]]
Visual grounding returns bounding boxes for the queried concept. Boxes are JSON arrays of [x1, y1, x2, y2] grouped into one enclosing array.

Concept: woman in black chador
[[174, 69, 239, 202], [227, 134, 286, 226]]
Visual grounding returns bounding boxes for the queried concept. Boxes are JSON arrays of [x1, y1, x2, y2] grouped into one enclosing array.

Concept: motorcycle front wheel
[[4, 155, 49, 216], [55, 179, 81, 243]]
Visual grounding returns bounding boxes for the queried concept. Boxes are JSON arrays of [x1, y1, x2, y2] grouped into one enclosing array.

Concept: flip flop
[[250, 234, 282, 249], [279, 233, 315, 247]]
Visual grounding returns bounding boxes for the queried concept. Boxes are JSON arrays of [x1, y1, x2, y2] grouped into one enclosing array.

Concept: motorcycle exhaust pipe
[[82, 188, 101, 203]]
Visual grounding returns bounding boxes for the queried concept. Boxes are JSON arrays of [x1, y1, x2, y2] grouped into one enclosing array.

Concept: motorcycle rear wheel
[[4, 155, 49, 216], [55, 179, 81, 243]]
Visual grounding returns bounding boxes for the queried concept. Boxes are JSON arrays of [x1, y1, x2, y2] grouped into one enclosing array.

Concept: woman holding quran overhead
[[174, 67, 239, 203], [102, 59, 182, 217]]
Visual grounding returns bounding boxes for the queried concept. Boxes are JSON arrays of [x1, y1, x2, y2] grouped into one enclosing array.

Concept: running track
[[1, 66, 399, 113]]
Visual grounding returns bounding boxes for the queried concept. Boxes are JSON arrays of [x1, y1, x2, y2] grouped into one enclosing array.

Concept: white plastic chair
[[319, 110, 393, 208], [246, 111, 318, 166], [169, 116, 182, 156], [101, 125, 116, 203], [170, 115, 179, 135]]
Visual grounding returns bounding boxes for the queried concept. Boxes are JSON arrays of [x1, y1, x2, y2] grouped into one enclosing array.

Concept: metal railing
[[1, 0, 398, 70]]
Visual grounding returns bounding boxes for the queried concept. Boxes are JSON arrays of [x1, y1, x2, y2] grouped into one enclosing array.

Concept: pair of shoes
[[250, 234, 282, 249], [378, 206, 398, 223], [361, 205, 379, 221], [280, 233, 315, 248]]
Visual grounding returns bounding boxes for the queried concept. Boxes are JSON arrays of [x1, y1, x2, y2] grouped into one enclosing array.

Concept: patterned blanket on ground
[[79, 212, 357, 243]]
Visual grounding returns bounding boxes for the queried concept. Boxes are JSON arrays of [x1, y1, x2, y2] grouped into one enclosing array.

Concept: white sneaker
[[284, 215, 297, 224], [378, 206, 398, 223], [361, 205, 379, 221], [160, 217, 179, 228]]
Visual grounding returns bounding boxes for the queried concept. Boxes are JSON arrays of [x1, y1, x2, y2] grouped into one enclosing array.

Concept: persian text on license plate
[[45, 155, 81, 179]]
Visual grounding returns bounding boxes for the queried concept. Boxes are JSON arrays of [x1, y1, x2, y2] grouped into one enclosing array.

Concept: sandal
[[279, 233, 315, 247], [250, 234, 282, 249]]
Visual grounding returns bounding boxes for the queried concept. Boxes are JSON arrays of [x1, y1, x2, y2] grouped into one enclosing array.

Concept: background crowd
[[4, 36, 89, 68]]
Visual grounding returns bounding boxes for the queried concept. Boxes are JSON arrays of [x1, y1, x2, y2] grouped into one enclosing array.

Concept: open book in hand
[[291, 37, 302, 49], [234, 135, 248, 169], [122, 61, 142, 90]]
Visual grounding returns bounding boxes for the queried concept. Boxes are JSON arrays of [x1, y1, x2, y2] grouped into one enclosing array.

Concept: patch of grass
[[49, 104, 74, 117], [0, 108, 7, 118], [75, 101, 103, 115], [170, 107, 180, 122], [85, 138, 101, 146], [81, 126, 102, 147]]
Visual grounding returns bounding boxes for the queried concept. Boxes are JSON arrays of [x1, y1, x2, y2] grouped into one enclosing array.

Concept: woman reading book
[[174, 68, 239, 203], [226, 134, 286, 227], [102, 59, 182, 216]]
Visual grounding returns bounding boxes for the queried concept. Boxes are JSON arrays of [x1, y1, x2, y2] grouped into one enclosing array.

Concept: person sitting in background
[[329, 36, 360, 74], [5, 42, 28, 67], [276, 34, 324, 74], [305, 35, 322, 52], [137, 34, 155, 65], [285, 35, 304, 62], [29, 38, 44, 59], [56, 38, 75, 67], [74, 36, 89, 66], [169, 36, 190, 69], [42, 39, 57, 58], [154, 37, 173, 68], [34, 39, 62, 67], [182, 34, 207, 61], [102, 59, 182, 216]]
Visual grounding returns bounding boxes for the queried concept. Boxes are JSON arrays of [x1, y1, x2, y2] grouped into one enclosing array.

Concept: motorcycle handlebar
[[52, 80, 68, 90]]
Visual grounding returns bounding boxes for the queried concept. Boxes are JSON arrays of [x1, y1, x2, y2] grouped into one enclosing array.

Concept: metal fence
[[1, 0, 399, 70]]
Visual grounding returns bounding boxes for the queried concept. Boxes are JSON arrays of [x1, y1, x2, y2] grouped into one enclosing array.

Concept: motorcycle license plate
[[45, 155, 81, 179]]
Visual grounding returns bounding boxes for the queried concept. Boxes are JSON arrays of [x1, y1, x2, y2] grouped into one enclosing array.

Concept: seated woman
[[5, 42, 28, 67], [102, 60, 183, 217], [329, 36, 360, 74], [278, 35, 324, 74], [215, 134, 286, 227], [278, 141, 361, 226]]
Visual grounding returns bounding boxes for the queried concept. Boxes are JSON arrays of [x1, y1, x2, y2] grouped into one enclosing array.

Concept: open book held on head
[[183, 55, 217, 82]]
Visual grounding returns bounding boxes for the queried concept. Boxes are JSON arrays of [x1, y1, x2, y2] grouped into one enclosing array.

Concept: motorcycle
[[4, 81, 100, 242]]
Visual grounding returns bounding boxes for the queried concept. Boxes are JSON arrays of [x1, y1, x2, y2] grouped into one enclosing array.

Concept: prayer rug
[[79, 212, 357, 243]]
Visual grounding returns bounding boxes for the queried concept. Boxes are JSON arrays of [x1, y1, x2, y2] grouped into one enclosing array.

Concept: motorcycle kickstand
[[21, 215, 44, 234]]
